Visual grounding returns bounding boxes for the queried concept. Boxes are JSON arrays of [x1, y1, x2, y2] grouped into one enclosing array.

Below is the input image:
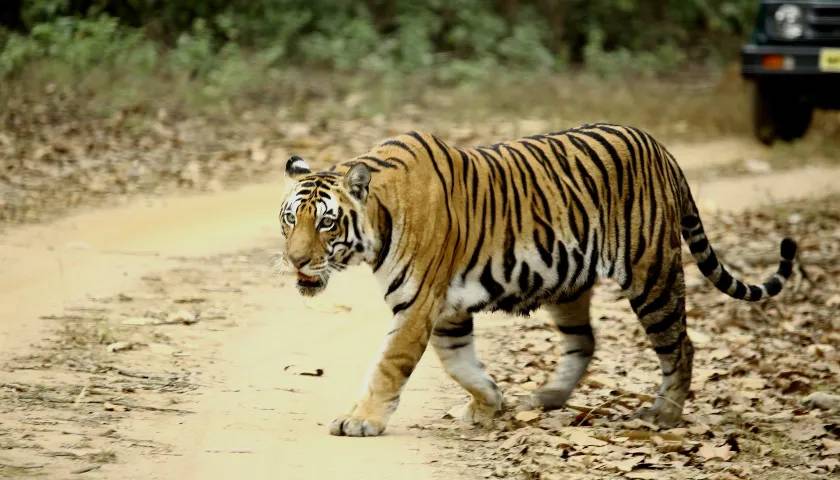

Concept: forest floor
[[1, 82, 839, 479]]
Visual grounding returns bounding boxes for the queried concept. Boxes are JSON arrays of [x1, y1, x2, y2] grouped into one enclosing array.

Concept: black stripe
[[518, 261, 531, 292], [681, 215, 701, 231], [409, 132, 453, 233], [638, 265, 679, 318], [568, 249, 586, 288], [384, 156, 407, 168], [748, 285, 763, 300], [433, 318, 474, 337], [468, 151, 480, 213], [533, 227, 553, 267], [557, 324, 593, 336], [568, 134, 611, 200], [689, 237, 709, 254], [503, 225, 517, 282], [630, 228, 665, 311], [645, 298, 684, 334], [732, 281, 747, 299], [397, 361, 415, 378], [778, 259, 793, 277], [716, 270, 734, 292], [357, 155, 397, 169], [697, 253, 718, 276], [654, 330, 686, 355], [556, 241, 569, 285], [577, 129, 625, 194], [385, 264, 409, 297], [349, 210, 362, 239], [764, 276, 783, 296], [457, 148, 470, 201], [381, 139, 417, 158], [530, 272, 543, 296], [462, 197, 487, 279], [432, 135, 457, 195], [564, 348, 591, 356], [521, 140, 563, 191], [391, 266, 429, 315], [502, 145, 531, 198], [373, 203, 393, 272], [479, 261, 505, 299], [780, 238, 797, 260]]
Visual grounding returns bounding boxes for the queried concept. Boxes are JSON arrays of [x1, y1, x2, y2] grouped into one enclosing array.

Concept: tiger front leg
[[329, 312, 430, 437], [431, 315, 502, 427]]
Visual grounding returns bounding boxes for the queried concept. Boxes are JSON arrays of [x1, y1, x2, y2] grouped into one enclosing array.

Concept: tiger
[[278, 123, 797, 437]]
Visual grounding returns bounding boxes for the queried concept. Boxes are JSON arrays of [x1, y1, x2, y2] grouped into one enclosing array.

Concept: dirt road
[[1, 138, 838, 479]]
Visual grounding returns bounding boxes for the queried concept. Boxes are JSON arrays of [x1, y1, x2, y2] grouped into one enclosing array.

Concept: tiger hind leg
[[432, 315, 502, 426], [629, 257, 693, 427], [533, 289, 594, 410]]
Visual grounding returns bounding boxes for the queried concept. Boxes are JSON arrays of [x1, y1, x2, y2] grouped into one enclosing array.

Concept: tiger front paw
[[459, 396, 501, 428], [329, 414, 386, 437]]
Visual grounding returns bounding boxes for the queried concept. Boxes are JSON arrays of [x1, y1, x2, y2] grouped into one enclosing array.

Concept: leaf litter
[[428, 196, 840, 479]]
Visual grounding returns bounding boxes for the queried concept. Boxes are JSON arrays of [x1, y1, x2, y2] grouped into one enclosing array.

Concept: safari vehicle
[[742, 0, 840, 144]]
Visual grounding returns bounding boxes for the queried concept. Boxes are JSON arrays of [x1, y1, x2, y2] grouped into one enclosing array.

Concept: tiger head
[[279, 156, 377, 296]]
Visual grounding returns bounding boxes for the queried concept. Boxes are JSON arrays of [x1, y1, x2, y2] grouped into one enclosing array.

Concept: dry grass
[[2, 63, 839, 227]]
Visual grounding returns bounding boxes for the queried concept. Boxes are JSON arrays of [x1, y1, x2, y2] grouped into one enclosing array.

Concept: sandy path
[[0, 178, 463, 479], [120, 267, 461, 480], [1, 140, 838, 479]]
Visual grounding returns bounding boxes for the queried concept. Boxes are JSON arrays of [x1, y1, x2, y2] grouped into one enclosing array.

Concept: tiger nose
[[288, 253, 311, 269]]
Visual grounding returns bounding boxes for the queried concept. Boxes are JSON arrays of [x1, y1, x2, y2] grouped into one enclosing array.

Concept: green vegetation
[[1, 0, 757, 84]]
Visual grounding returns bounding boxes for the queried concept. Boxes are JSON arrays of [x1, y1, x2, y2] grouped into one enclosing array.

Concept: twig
[[19, 394, 194, 414], [583, 377, 655, 402], [114, 402, 195, 414], [0, 463, 44, 470], [750, 304, 774, 324], [566, 403, 614, 416], [574, 392, 634, 426], [275, 387, 300, 394], [74, 385, 89, 406], [111, 368, 154, 379], [72, 465, 101, 474]]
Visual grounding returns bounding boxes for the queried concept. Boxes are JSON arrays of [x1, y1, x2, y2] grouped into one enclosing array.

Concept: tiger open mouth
[[296, 272, 327, 296]]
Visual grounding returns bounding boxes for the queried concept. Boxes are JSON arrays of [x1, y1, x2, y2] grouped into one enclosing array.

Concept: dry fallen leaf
[[822, 438, 840, 456], [698, 442, 735, 461], [788, 422, 827, 442], [444, 403, 468, 420], [623, 470, 660, 479], [166, 310, 199, 325], [514, 410, 541, 422], [105, 341, 135, 353], [604, 455, 643, 473], [103, 402, 127, 412], [566, 429, 608, 447]]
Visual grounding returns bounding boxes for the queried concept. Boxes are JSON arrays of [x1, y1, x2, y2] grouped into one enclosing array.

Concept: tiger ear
[[344, 163, 371, 202], [285, 155, 311, 179]]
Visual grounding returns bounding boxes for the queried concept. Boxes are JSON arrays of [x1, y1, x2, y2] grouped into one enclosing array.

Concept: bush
[[0, 14, 156, 76], [0, 0, 760, 80]]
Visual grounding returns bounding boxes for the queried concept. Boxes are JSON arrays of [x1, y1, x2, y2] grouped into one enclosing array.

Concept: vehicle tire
[[753, 84, 813, 145]]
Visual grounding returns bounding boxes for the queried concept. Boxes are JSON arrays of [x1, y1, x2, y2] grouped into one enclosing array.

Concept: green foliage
[[0, 0, 760, 81], [0, 14, 156, 76]]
